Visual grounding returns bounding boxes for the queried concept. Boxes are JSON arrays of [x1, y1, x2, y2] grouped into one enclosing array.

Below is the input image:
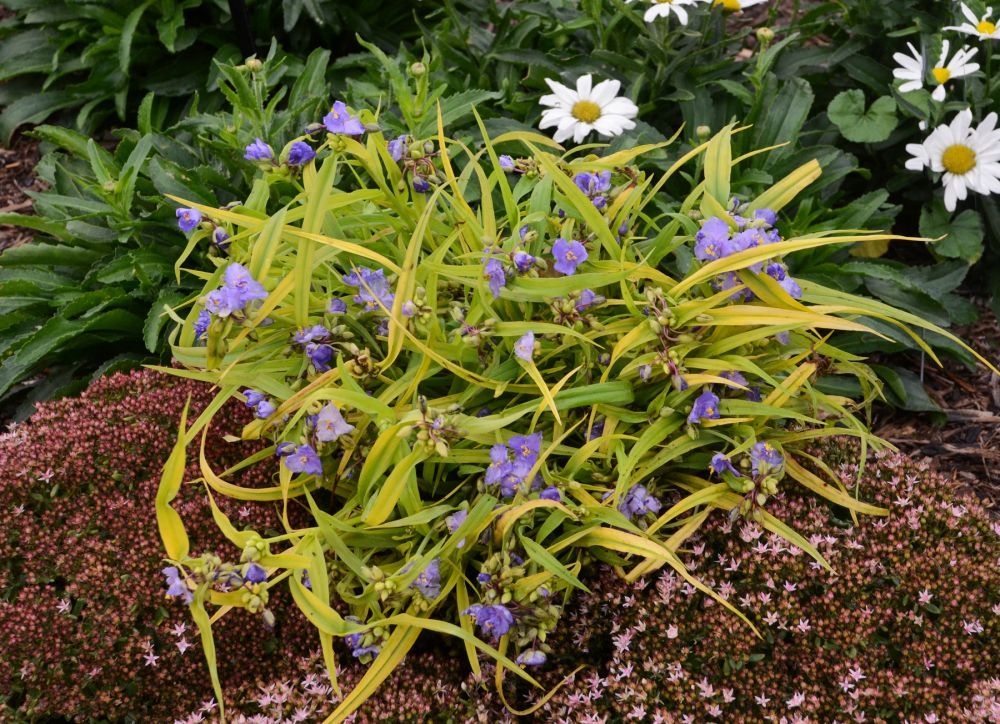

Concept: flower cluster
[[897, 4, 1000, 211], [694, 206, 801, 300], [484, 433, 543, 498], [526, 446, 999, 722], [0, 370, 315, 721]]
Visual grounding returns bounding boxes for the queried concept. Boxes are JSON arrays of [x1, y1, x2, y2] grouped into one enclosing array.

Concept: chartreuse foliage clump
[[155, 104, 990, 721]]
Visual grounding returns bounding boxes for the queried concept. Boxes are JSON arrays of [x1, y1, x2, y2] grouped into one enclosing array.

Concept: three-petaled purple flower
[[688, 390, 721, 424], [575, 288, 604, 312], [315, 402, 354, 442], [552, 238, 588, 275], [484, 258, 506, 299], [282, 444, 323, 475], [176, 208, 202, 233], [323, 101, 365, 135], [517, 649, 547, 666], [212, 227, 231, 250], [193, 309, 211, 340], [540, 486, 561, 502], [244, 562, 267, 584], [694, 217, 735, 261], [619, 484, 661, 519], [244, 138, 273, 162], [710, 453, 740, 477], [765, 262, 802, 299], [306, 343, 334, 372], [574, 171, 612, 208], [343, 266, 395, 312], [512, 250, 536, 274], [720, 370, 748, 387], [243, 389, 276, 419], [499, 155, 515, 172], [327, 298, 347, 314], [388, 135, 408, 162], [162, 566, 193, 604], [203, 263, 268, 318], [514, 331, 535, 362], [287, 141, 315, 166], [750, 441, 783, 474], [463, 603, 514, 638], [412, 558, 441, 599]]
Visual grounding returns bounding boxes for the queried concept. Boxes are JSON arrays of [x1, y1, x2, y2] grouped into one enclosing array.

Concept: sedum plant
[[155, 105, 989, 721]]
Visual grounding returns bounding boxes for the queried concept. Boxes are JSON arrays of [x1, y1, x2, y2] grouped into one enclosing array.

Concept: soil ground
[[0, 134, 42, 252]]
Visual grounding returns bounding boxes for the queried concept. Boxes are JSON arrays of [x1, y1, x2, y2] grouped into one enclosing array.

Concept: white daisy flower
[[905, 109, 1000, 211], [893, 40, 979, 101], [713, 0, 768, 11], [944, 4, 1000, 41], [538, 74, 639, 145], [626, 0, 702, 26]]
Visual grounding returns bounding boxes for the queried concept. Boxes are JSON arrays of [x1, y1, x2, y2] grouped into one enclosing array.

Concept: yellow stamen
[[941, 144, 977, 175], [931, 67, 951, 85], [714, 0, 742, 11], [571, 100, 602, 124], [978, 20, 997, 35]]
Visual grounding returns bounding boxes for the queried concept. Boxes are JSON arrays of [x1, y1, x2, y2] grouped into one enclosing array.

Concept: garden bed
[[0, 134, 39, 252]]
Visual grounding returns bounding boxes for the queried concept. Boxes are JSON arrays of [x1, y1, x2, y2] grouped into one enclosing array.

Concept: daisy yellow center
[[977, 19, 997, 34], [571, 100, 602, 123], [931, 66, 951, 85], [941, 144, 977, 175], [714, 0, 742, 10]]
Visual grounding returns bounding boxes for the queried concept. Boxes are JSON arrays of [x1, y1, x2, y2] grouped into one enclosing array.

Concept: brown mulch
[[0, 134, 41, 252], [873, 299, 1000, 505]]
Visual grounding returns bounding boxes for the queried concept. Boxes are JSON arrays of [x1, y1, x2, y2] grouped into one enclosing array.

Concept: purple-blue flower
[[477, 572, 492, 584], [162, 566, 193, 604], [244, 138, 273, 162], [574, 171, 612, 207], [193, 309, 211, 339], [463, 603, 515, 638], [412, 176, 431, 193], [412, 558, 441, 599], [315, 403, 354, 442], [638, 364, 652, 381], [203, 263, 268, 318], [512, 250, 536, 274], [176, 208, 202, 233], [244, 562, 267, 584], [619, 484, 661, 519], [343, 267, 395, 312], [694, 217, 732, 261], [688, 390, 721, 424], [327, 298, 347, 314], [446, 509, 468, 536], [754, 208, 777, 226], [306, 343, 334, 372], [287, 141, 316, 166], [552, 238, 588, 275], [516, 649, 547, 666], [484, 258, 506, 299], [283, 444, 323, 475], [746, 386, 762, 402], [720, 370, 748, 387], [293, 325, 330, 345], [508, 432, 542, 473], [499, 155, 515, 172], [275, 441, 296, 457], [710, 453, 740, 477], [388, 135, 408, 162], [323, 101, 365, 136], [575, 288, 604, 312], [514, 331, 535, 362], [540, 486, 561, 502], [750, 441, 783, 474], [212, 227, 231, 250]]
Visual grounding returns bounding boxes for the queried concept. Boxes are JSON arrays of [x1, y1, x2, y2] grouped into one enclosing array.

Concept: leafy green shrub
[[0, 0, 439, 138], [339, 0, 996, 403], [154, 104, 988, 720], [0, 49, 332, 415]]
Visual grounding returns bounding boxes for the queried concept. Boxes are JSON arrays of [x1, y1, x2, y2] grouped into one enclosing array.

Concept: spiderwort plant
[[155, 117, 993, 720]]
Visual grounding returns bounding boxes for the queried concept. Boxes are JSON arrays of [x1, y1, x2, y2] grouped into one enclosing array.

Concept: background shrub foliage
[[155, 101, 988, 719]]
